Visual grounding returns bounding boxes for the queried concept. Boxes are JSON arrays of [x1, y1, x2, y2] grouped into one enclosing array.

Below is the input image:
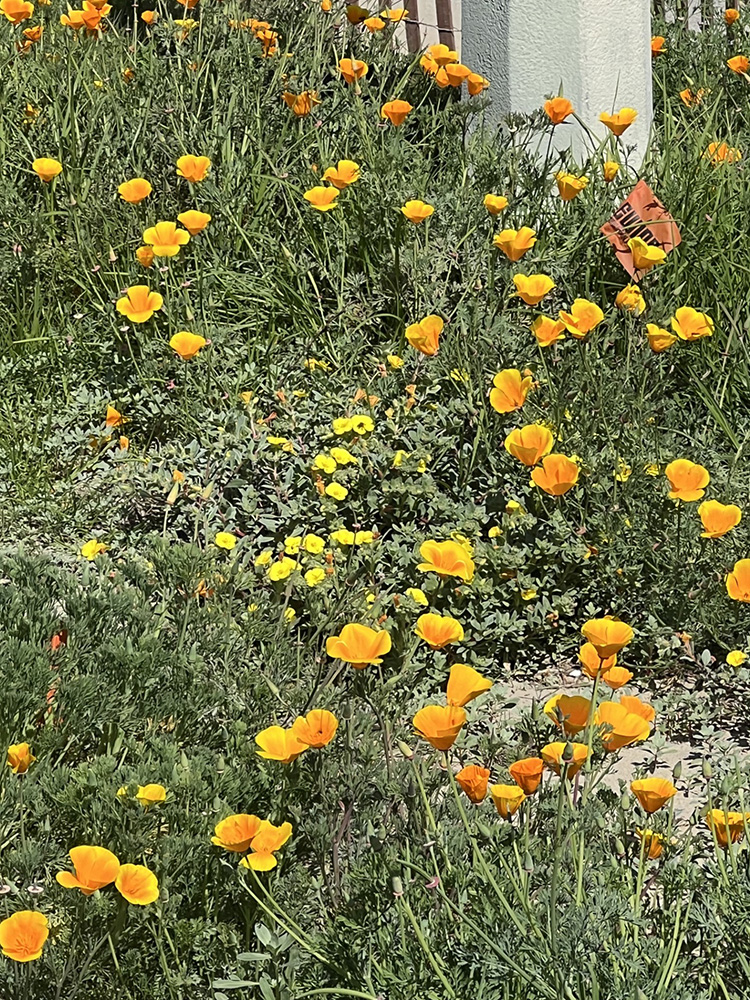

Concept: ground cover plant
[[4, 0, 750, 997]]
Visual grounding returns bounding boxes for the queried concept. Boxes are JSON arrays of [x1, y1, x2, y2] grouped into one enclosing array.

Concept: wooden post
[[435, 0, 456, 48], [404, 0, 422, 51]]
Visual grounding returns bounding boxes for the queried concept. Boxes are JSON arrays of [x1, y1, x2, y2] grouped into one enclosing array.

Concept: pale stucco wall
[[461, 0, 653, 163]]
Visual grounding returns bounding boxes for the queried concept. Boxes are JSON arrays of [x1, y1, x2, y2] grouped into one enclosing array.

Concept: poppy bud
[[702, 760, 713, 779], [475, 821, 494, 839], [562, 741, 574, 762], [391, 876, 404, 897], [673, 761, 682, 780], [398, 741, 415, 760], [620, 791, 630, 811], [614, 837, 626, 857], [523, 851, 534, 873]]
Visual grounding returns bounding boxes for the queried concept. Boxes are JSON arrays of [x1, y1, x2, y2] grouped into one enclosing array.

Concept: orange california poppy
[[254, 726, 308, 764], [532, 315, 566, 347], [116, 285, 164, 324], [326, 623, 391, 666], [601, 665, 633, 690], [381, 99, 413, 126], [176, 154, 211, 182], [0, 911, 48, 962], [490, 783, 525, 818], [446, 663, 492, 707], [504, 424, 554, 466], [56, 845, 120, 894], [417, 539, 475, 583], [580, 617, 634, 658], [339, 57, 368, 83], [6, 743, 35, 774], [291, 709, 339, 748], [530, 454, 579, 496], [405, 314, 442, 355], [508, 757, 544, 795], [212, 814, 266, 853], [727, 559, 750, 601], [169, 331, 206, 360], [489, 369, 532, 413], [118, 177, 152, 203], [544, 694, 591, 736], [493, 227, 536, 261], [599, 108, 638, 136], [413, 705, 466, 750], [414, 613, 464, 649], [706, 809, 750, 848], [665, 459, 710, 501], [540, 741, 589, 777], [513, 274, 555, 306], [115, 864, 159, 905], [455, 764, 490, 803], [239, 820, 293, 871], [630, 777, 677, 814], [558, 299, 603, 339], [578, 643, 616, 679], [544, 97, 574, 124], [177, 209, 211, 235], [595, 701, 651, 751]]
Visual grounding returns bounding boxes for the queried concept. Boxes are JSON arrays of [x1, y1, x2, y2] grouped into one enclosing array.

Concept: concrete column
[[461, 0, 653, 165]]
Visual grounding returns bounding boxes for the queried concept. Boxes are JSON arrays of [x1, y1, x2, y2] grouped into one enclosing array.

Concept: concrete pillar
[[461, 0, 653, 165]]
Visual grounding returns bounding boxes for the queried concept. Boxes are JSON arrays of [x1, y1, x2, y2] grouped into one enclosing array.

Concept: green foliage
[[3, 2, 750, 998]]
